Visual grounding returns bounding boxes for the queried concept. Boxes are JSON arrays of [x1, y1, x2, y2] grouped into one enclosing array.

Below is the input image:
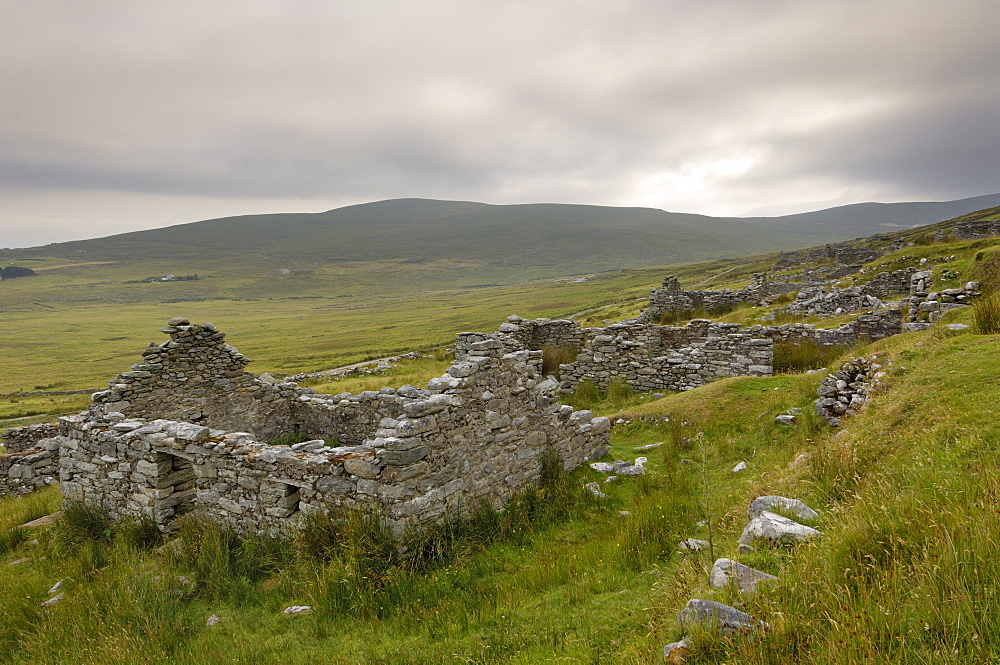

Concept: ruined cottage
[[51, 318, 610, 535]]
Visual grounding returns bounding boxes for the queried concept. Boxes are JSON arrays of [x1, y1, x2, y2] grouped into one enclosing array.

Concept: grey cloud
[[1, 0, 999, 243]]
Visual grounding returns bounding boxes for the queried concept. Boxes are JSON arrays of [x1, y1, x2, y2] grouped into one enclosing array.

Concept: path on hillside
[[689, 265, 739, 288]]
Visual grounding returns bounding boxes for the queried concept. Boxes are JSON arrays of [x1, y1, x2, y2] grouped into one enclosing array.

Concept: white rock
[[709, 558, 778, 593], [41, 593, 64, 607], [748, 496, 819, 522], [739, 511, 823, 546], [732, 461, 747, 473], [283, 605, 313, 615]]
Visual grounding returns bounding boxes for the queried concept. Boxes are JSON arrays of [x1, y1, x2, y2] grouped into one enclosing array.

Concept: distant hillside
[[9, 193, 1000, 283]]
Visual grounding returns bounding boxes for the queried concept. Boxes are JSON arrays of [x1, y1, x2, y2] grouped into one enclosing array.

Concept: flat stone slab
[[739, 511, 823, 546], [677, 598, 765, 635], [748, 496, 819, 522], [17, 512, 62, 529], [709, 558, 778, 593]]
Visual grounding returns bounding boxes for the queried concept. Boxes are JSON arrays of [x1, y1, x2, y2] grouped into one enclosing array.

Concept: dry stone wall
[[783, 286, 885, 317], [905, 271, 981, 323], [2, 423, 59, 453], [635, 274, 796, 324], [559, 328, 773, 392], [0, 436, 59, 496], [863, 268, 914, 298], [465, 309, 902, 394], [58, 323, 610, 536]]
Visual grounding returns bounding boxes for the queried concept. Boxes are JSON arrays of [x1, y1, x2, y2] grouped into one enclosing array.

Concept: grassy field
[[2, 316, 999, 663]]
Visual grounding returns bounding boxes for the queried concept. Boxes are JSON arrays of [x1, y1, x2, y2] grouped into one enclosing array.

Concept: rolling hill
[[7, 193, 1000, 284]]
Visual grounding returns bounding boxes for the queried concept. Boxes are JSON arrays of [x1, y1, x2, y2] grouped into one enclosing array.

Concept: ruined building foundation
[[50, 319, 610, 535]]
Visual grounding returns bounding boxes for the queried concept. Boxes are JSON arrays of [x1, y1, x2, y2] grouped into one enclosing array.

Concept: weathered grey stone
[[677, 599, 765, 635], [739, 511, 823, 545], [677, 538, 708, 552], [748, 496, 819, 522], [709, 558, 778, 593], [663, 637, 692, 663]]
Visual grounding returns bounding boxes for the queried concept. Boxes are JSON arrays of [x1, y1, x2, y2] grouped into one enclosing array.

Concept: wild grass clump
[[773, 338, 851, 373], [0, 526, 27, 557], [541, 344, 579, 377], [171, 516, 293, 601], [298, 451, 597, 620], [605, 377, 635, 409], [973, 292, 1000, 334], [268, 428, 312, 446], [769, 291, 797, 306], [52, 500, 114, 554], [564, 377, 641, 414]]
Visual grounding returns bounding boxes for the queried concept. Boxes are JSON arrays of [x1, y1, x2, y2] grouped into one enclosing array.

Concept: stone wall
[[468, 309, 902, 394], [0, 436, 59, 496], [559, 328, 773, 392], [58, 324, 610, 536], [635, 274, 795, 324], [783, 286, 884, 317], [949, 219, 1000, 240], [905, 271, 980, 323], [87, 317, 407, 445], [2, 423, 59, 453], [863, 268, 914, 298]]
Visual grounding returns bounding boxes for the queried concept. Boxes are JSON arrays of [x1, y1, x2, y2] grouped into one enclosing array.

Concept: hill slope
[[8, 194, 1000, 283]]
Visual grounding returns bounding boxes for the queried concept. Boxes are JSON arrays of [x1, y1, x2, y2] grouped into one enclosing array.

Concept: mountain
[[8, 193, 1000, 282]]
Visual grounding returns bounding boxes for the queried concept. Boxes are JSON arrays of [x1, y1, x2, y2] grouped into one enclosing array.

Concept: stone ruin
[[39, 318, 610, 535], [0, 424, 60, 496], [635, 274, 797, 324], [457, 309, 902, 394]]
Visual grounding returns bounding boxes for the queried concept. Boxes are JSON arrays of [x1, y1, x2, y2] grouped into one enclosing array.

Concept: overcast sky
[[2, 0, 999, 248]]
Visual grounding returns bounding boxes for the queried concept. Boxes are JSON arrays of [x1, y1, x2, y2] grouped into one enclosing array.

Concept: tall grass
[[540, 344, 579, 377], [973, 293, 1000, 334], [563, 377, 639, 414], [773, 338, 852, 373]]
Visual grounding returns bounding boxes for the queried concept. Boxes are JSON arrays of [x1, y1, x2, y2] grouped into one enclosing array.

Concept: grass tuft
[[773, 338, 852, 373], [540, 344, 579, 377]]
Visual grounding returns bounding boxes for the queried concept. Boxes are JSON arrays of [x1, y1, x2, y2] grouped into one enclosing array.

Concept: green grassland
[[2, 313, 1000, 663]]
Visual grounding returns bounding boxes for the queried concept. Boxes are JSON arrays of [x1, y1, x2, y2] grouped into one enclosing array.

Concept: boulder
[[739, 511, 823, 546], [677, 599, 765, 635], [709, 558, 778, 593], [747, 496, 818, 522]]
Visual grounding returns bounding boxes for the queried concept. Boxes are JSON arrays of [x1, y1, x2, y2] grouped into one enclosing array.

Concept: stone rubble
[[814, 356, 884, 425]]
